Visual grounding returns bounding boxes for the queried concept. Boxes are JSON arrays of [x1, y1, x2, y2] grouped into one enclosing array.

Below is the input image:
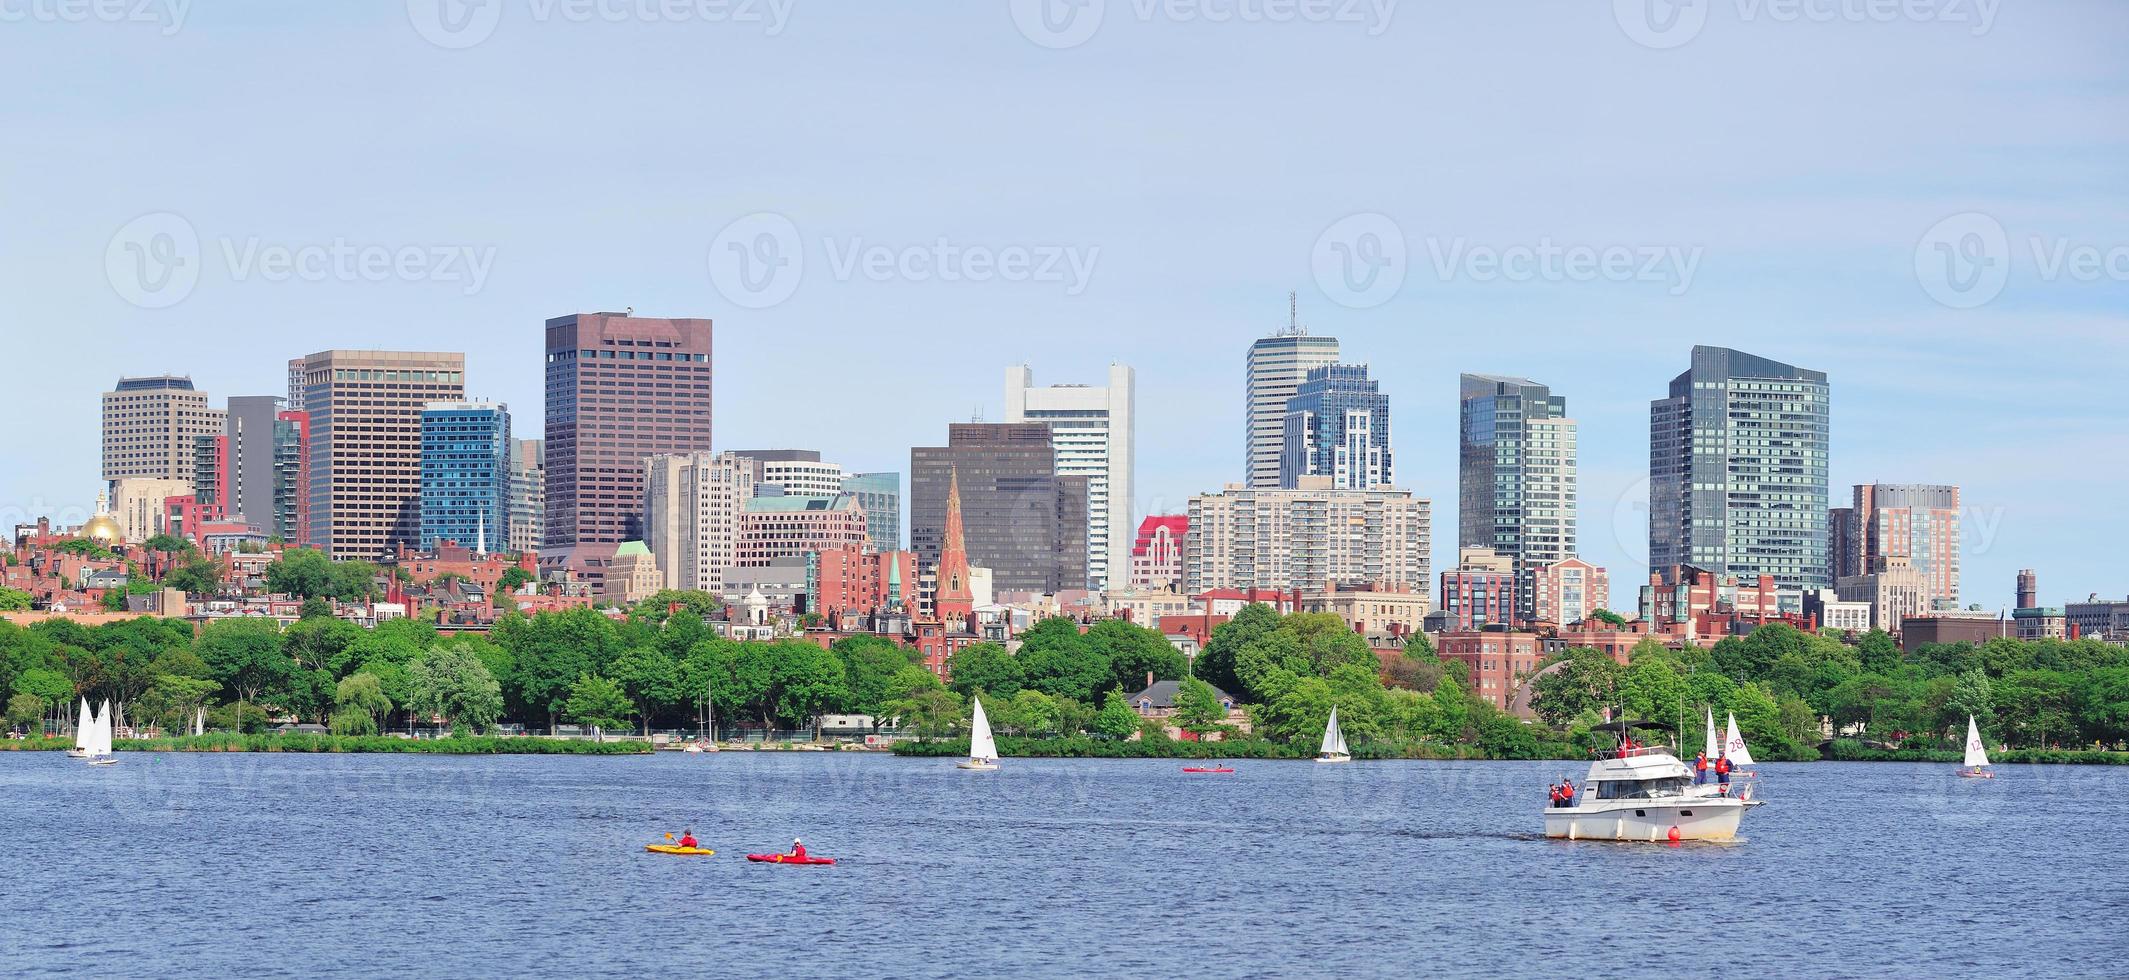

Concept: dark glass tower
[[1280, 364, 1392, 489]]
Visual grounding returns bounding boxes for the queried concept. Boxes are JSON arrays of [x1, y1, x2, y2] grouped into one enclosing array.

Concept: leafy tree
[[564, 674, 633, 732], [1193, 603, 1282, 697], [194, 618, 292, 716], [1383, 651, 1444, 692], [265, 549, 335, 598], [1084, 618, 1184, 694], [1006, 689, 1062, 737], [945, 643, 1022, 700], [1587, 608, 1628, 628], [6, 692, 47, 733], [831, 635, 918, 718], [161, 552, 225, 596], [142, 533, 189, 553], [1945, 668, 1993, 730], [407, 644, 504, 734], [1172, 677, 1228, 736], [298, 596, 335, 620], [880, 676, 962, 739], [334, 673, 393, 732], [0, 588, 30, 612], [630, 589, 721, 624], [495, 566, 534, 595], [1092, 690, 1140, 740], [1529, 648, 1622, 725], [607, 646, 681, 734]]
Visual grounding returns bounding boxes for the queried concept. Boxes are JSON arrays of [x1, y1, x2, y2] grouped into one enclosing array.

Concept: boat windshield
[[1593, 776, 1692, 801]]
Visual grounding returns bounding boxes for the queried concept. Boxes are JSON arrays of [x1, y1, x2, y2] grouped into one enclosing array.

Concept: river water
[[3, 752, 2121, 978]]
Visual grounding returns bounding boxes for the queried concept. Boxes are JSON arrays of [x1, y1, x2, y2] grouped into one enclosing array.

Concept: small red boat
[[1181, 766, 1235, 774], [746, 853, 837, 865]]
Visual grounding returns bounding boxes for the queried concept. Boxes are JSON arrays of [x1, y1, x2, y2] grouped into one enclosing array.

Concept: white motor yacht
[[1545, 723, 1755, 842]]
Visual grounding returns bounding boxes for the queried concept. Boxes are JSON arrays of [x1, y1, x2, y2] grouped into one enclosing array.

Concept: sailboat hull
[[1545, 798, 1746, 842], [956, 760, 999, 771], [66, 749, 87, 759], [1314, 754, 1352, 764], [85, 756, 119, 767]]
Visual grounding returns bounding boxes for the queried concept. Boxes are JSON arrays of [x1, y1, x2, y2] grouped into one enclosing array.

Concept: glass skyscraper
[[1458, 374, 1576, 622], [420, 401, 512, 552], [1649, 346, 1829, 593], [1281, 363, 1392, 490], [841, 472, 903, 552]]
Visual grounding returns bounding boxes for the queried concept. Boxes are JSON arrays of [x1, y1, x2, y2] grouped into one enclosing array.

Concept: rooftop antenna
[[1281, 290, 1306, 336]]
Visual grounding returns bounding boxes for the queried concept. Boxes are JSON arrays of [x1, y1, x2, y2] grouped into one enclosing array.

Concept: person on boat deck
[[1694, 751, 1709, 785], [1715, 754, 1732, 792], [1558, 779, 1574, 807], [678, 829, 698, 849], [790, 838, 806, 858], [1548, 784, 1562, 808]]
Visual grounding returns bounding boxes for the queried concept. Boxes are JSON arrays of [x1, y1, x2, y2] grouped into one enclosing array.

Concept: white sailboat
[[67, 698, 91, 758], [957, 695, 999, 771], [1722, 712, 1756, 768], [1703, 709, 1719, 762], [1315, 705, 1351, 763], [1958, 714, 1994, 779], [84, 699, 117, 766]]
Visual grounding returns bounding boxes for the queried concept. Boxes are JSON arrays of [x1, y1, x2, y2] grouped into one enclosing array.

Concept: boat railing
[[1595, 745, 1678, 761]]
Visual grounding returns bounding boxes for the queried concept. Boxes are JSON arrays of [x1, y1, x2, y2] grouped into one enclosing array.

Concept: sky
[[2, 1, 2124, 610]]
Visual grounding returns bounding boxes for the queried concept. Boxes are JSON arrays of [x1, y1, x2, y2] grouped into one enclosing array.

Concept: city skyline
[[4, 5, 2123, 607]]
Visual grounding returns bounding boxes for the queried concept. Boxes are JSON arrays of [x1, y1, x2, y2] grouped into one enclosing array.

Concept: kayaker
[[1694, 751, 1709, 785], [790, 838, 806, 859], [678, 829, 699, 849]]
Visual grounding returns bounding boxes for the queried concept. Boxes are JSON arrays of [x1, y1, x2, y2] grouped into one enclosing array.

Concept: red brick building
[[811, 546, 918, 623], [1437, 630, 1544, 715]]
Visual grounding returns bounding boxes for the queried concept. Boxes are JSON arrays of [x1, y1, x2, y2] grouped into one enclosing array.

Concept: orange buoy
[[1668, 826, 1681, 843]]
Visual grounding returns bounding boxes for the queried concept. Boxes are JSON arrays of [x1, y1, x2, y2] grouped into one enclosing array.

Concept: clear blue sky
[[3, 1, 2123, 610]]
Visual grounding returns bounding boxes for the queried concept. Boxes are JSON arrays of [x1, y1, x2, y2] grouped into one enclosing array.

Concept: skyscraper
[[1185, 479, 1432, 594], [508, 438, 544, 556], [642, 451, 760, 594], [910, 423, 1088, 594], [294, 350, 466, 558], [731, 450, 847, 498], [1458, 374, 1577, 622], [420, 401, 512, 552], [1834, 484, 1961, 610], [1649, 346, 1830, 594], [1004, 364, 1134, 591], [1281, 363, 1391, 490], [841, 472, 902, 552], [223, 395, 285, 528], [544, 312, 714, 549], [101, 376, 224, 484], [272, 410, 309, 545], [1244, 308, 1339, 489]]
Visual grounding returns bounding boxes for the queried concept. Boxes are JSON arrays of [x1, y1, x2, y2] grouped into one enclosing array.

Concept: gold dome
[[81, 514, 122, 545]]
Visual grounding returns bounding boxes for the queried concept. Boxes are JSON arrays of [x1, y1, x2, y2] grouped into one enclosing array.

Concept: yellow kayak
[[644, 844, 716, 856]]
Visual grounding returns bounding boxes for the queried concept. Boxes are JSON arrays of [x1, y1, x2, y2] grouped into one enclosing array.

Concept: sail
[[88, 700, 112, 757], [1964, 715, 1991, 768], [1320, 706, 1347, 757], [74, 698, 92, 750], [1723, 713, 1756, 767], [1703, 708, 1719, 760], [968, 696, 998, 762]]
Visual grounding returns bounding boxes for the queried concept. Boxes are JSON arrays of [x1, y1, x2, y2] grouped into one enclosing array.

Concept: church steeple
[[935, 466, 973, 628]]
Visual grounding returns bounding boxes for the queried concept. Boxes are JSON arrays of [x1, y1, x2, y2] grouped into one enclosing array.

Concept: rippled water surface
[[4, 752, 2122, 977]]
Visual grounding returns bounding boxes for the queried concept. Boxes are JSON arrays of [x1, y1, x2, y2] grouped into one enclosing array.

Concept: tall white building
[[1004, 363, 1134, 592], [643, 452, 761, 594], [1185, 479, 1433, 594], [1246, 323, 1339, 489], [732, 450, 847, 498]]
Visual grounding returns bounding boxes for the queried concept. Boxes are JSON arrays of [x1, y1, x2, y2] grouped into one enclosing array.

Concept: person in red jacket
[[1715, 754, 1732, 793], [677, 829, 699, 849], [790, 838, 807, 859], [1694, 751, 1710, 785]]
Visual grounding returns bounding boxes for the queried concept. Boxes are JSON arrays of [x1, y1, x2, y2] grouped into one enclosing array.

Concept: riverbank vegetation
[[0, 733, 652, 754]]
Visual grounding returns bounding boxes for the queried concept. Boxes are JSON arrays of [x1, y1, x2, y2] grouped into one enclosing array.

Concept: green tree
[[1092, 690, 1141, 740], [564, 674, 633, 733], [630, 589, 721, 624], [608, 646, 681, 734], [161, 551, 225, 596], [945, 643, 1022, 700], [1587, 608, 1628, 628], [0, 588, 31, 612], [407, 644, 504, 734], [334, 673, 393, 731], [1529, 648, 1622, 725], [194, 618, 292, 716], [1007, 689, 1062, 737], [1172, 677, 1228, 736], [6, 692, 47, 733], [1084, 618, 1185, 694], [880, 676, 962, 739], [265, 549, 335, 598], [1193, 603, 1282, 696], [831, 635, 918, 718]]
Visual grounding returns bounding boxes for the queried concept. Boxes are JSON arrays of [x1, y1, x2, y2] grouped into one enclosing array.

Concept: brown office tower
[[544, 313, 714, 549], [293, 350, 466, 558]]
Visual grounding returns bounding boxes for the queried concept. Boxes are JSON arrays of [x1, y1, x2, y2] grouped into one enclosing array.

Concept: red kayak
[[747, 853, 836, 865], [1182, 766, 1235, 774]]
